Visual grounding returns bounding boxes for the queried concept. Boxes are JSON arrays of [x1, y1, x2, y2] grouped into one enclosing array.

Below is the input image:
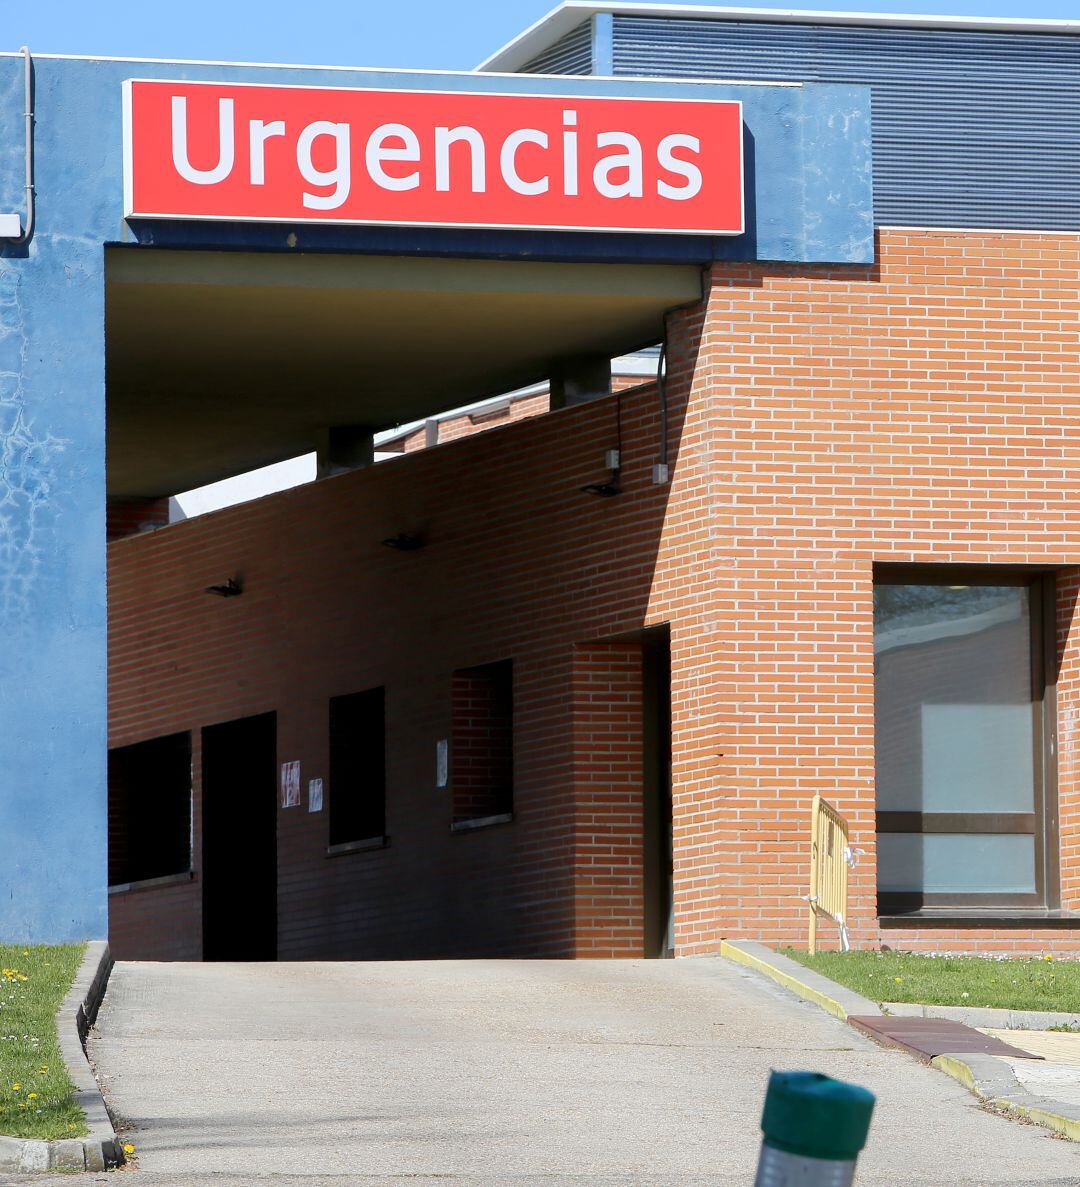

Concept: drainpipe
[[1, 47, 34, 242], [652, 337, 669, 484]]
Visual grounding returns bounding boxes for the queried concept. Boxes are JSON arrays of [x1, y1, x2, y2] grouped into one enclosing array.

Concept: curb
[[0, 942, 124, 1174], [932, 1052, 1080, 1141], [883, 1001, 1080, 1031], [718, 939, 880, 1022], [720, 940, 1080, 1143]]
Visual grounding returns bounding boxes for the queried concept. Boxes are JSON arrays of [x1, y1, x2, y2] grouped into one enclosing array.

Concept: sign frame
[[122, 77, 745, 237]]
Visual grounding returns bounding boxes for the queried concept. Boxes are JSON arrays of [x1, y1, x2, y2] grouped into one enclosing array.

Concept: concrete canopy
[[105, 247, 701, 498]]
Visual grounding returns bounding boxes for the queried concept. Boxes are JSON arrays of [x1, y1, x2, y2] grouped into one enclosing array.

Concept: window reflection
[[874, 577, 1045, 909], [875, 584, 1034, 816]]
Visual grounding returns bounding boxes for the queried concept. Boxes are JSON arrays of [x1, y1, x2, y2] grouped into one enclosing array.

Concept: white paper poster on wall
[[308, 778, 324, 813], [436, 739, 449, 789], [281, 760, 301, 808]]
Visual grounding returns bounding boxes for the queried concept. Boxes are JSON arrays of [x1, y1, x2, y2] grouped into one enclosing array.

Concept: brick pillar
[[571, 642, 645, 957], [1057, 568, 1080, 913]]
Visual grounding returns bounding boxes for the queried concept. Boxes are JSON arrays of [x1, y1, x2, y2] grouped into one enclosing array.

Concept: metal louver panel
[[519, 20, 594, 76], [609, 15, 1080, 230]]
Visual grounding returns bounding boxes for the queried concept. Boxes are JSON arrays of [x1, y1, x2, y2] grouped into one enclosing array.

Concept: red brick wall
[[109, 876, 202, 960], [396, 392, 551, 454], [393, 377, 648, 455], [108, 340, 689, 958], [697, 229, 1080, 955], [107, 497, 170, 541], [451, 661, 514, 823], [109, 735, 204, 960], [109, 229, 1080, 959], [572, 643, 645, 957]]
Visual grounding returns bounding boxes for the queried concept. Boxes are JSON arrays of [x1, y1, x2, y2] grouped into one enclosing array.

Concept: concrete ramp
[[78, 958, 1080, 1185]]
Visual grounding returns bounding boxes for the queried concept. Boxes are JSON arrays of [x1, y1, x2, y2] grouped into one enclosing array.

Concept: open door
[[643, 629, 674, 958], [202, 712, 278, 961]]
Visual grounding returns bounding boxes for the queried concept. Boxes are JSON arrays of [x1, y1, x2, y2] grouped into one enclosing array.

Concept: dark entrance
[[643, 629, 674, 958], [202, 712, 278, 960]]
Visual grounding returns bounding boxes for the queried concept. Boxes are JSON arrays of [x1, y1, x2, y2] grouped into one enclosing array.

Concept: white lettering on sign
[[171, 96, 235, 185], [434, 126, 486, 193], [249, 119, 286, 186], [657, 134, 703, 200], [365, 123, 422, 193], [298, 121, 352, 209]]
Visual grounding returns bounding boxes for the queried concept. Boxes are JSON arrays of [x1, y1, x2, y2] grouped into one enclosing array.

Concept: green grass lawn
[[0, 943, 89, 1140], [782, 948, 1080, 1013]]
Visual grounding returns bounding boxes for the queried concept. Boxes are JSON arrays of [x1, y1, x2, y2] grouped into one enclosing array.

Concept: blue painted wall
[[0, 52, 871, 942]]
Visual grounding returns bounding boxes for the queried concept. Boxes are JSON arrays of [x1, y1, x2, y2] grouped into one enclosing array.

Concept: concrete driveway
[[33, 958, 1080, 1184]]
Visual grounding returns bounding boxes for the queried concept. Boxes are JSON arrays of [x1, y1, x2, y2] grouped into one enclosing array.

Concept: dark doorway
[[643, 629, 674, 958], [202, 712, 278, 961]]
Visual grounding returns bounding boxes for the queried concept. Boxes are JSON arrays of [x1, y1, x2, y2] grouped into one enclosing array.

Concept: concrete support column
[[0, 236, 108, 943], [549, 355, 612, 409], [316, 425, 377, 478]]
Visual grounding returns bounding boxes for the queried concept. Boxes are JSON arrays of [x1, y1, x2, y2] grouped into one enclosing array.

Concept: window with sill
[[329, 687, 387, 846], [451, 659, 513, 826], [108, 731, 192, 887], [874, 569, 1058, 915]]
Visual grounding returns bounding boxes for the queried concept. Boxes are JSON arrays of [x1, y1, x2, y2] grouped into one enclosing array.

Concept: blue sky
[[7, 1, 1077, 71]]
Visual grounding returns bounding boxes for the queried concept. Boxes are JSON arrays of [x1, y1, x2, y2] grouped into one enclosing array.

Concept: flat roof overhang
[[105, 247, 701, 498], [477, 2, 1080, 73]]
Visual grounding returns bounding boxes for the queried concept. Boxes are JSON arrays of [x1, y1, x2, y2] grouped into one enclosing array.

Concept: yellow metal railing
[[808, 793, 851, 954]]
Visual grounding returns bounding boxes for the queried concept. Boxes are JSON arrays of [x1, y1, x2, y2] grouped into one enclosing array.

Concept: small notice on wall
[[436, 739, 449, 789], [281, 760, 301, 808], [308, 778, 324, 814]]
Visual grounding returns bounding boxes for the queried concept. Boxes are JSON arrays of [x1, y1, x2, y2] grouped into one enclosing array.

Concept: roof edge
[[476, 2, 1080, 73]]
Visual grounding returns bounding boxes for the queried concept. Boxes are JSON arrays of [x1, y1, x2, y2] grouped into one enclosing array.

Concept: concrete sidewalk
[[982, 1027, 1080, 1111], [13, 957, 1080, 1185]]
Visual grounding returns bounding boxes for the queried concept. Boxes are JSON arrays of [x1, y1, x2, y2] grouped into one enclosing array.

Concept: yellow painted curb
[[1014, 1102, 1080, 1143], [721, 941, 1080, 1146], [931, 1054, 977, 1093], [719, 939, 850, 1022], [932, 1054, 1080, 1143]]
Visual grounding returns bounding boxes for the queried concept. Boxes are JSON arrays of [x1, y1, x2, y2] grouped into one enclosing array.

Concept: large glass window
[[874, 570, 1057, 913]]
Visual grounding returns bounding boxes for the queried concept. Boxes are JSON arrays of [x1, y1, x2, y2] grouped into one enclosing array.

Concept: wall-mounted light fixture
[[582, 441, 621, 498], [205, 578, 242, 597], [381, 532, 424, 551]]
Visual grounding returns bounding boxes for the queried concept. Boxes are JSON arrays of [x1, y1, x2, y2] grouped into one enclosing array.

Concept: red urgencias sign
[[122, 80, 744, 236]]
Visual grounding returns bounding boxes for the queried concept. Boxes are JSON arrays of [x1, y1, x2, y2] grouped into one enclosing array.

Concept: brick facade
[[386, 375, 648, 456], [572, 643, 646, 957], [107, 497, 170, 541], [108, 229, 1080, 959], [398, 392, 550, 453]]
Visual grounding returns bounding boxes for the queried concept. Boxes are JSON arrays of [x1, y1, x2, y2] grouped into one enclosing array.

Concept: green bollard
[[754, 1070, 875, 1186]]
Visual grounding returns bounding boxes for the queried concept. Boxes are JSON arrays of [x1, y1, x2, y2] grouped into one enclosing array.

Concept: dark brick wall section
[[452, 661, 514, 823], [107, 498, 170, 541]]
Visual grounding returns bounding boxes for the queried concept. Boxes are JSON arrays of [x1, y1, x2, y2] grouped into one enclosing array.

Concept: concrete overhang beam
[[105, 247, 700, 498]]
